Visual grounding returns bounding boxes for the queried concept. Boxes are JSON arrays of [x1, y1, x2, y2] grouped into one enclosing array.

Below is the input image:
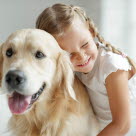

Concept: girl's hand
[[97, 70, 131, 136]]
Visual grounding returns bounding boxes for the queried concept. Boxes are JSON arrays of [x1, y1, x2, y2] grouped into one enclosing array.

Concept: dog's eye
[[6, 48, 13, 57], [35, 51, 46, 59]]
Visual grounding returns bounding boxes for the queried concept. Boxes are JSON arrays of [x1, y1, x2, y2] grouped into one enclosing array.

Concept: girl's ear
[[55, 51, 76, 100]]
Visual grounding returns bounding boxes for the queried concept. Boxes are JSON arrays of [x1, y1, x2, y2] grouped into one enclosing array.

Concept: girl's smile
[[77, 57, 91, 67]]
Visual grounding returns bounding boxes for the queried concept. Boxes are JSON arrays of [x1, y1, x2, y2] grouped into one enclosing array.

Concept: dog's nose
[[5, 70, 26, 89]]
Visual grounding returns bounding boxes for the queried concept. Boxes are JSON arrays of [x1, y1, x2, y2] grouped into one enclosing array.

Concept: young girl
[[36, 3, 136, 136]]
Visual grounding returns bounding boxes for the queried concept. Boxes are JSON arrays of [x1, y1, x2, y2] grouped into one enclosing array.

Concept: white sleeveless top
[[76, 43, 136, 135]]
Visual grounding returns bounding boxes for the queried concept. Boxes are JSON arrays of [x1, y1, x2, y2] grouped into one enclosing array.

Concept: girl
[[36, 3, 136, 136]]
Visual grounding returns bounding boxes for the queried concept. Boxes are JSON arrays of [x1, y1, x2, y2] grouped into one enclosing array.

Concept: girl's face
[[55, 19, 98, 73]]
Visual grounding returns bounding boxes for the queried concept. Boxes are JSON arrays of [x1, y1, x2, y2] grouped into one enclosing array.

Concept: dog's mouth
[[8, 83, 46, 114]]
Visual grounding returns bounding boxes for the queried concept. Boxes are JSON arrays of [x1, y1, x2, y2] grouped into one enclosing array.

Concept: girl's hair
[[36, 3, 136, 70]]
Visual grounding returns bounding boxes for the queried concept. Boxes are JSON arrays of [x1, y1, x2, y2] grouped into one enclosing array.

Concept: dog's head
[[0, 29, 76, 115]]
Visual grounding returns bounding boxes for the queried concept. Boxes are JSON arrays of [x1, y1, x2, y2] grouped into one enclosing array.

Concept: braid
[[97, 33, 136, 70]]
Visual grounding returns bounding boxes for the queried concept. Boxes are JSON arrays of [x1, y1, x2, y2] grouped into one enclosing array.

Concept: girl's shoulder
[[98, 44, 131, 83]]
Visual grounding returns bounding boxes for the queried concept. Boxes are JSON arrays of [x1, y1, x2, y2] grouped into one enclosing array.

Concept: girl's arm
[[97, 70, 131, 136]]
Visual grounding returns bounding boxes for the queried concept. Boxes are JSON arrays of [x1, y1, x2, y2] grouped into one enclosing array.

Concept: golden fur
[[0, 29, 99, 136]]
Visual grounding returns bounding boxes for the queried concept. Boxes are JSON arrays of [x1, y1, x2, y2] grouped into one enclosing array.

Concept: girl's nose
[[74, 52, 86, 61]]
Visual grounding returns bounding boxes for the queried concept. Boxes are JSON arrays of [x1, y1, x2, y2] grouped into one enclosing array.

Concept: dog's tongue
[[8, 92, 32, 114]]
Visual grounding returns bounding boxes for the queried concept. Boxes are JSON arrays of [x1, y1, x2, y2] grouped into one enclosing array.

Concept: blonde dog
[[0, 29, 99, 136]]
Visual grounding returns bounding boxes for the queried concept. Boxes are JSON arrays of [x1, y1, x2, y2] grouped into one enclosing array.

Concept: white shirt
[[76, 43, 136, 135]]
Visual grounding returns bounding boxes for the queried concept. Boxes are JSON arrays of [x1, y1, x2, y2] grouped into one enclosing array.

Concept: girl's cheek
[[70, 57, 74, 64], [70, 58, 76, 66]]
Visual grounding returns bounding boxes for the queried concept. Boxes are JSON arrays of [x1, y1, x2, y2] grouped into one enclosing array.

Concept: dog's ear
[[56, 51, 76, 100]]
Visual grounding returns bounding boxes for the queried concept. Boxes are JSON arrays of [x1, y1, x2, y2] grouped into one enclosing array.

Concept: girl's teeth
[[82, 58, 89, 65], [81, 61, 87, 66]]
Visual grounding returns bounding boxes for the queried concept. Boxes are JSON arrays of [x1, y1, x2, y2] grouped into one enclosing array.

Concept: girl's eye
[[6, 48, 13, 57], [81, 42, 88, 48], [35, 51, 46, 59]]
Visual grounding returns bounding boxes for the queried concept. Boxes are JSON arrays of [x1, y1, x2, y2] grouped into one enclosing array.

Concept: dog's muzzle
[[5, 70, 46, 114]]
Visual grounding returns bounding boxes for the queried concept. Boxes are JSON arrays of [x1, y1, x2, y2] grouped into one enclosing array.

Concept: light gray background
[[0, 0, 136, 135]]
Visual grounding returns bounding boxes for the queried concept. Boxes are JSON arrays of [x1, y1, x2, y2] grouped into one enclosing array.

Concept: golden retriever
[[0, 29, 99, 136]]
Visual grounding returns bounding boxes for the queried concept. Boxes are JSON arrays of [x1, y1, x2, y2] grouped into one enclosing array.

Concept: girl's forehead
[[72, 17, 87, 27], [60, 23, 89, 40]]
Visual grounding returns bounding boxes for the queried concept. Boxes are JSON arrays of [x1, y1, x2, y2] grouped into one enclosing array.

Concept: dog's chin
[[7, 83, 46, 115]]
